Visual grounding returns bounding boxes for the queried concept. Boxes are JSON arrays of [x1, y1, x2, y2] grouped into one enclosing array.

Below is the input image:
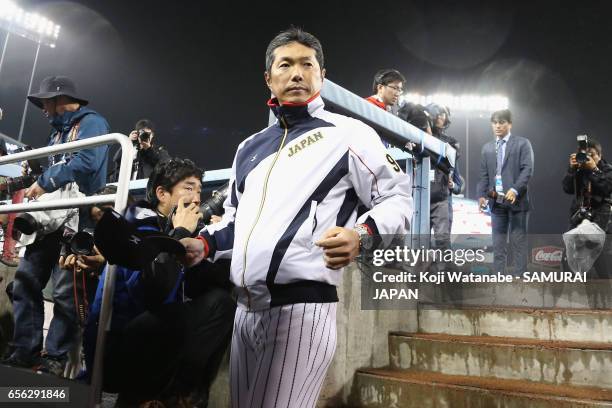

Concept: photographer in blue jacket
[[3, 76, 110, 376]]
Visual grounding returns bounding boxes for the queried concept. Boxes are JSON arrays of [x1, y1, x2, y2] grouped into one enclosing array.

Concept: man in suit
[[477, 109, 534, 274]]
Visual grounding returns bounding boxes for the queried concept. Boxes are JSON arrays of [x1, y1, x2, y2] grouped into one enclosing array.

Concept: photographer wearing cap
[[111, 118, 170, 181], [84, 158, 234, 407], [3, 75, 110, 375], [562, 138, 612, 276]]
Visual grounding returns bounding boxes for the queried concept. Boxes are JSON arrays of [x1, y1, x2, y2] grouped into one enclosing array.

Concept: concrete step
[[417, 278, 612, 309], [388, 332, 612, 389], [417, 304, 612, 343], [350, 368, 612, 408]]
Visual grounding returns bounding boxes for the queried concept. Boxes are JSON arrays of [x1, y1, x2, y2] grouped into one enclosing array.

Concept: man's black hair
[[587, 138, 602, 157], [146, 158, 203, 207], [265, 27, 324, 73], [135, 118, 155, 132], [398, 103, 431, 132], [490, 109, 512, 123], [372, 69, 406, 94]]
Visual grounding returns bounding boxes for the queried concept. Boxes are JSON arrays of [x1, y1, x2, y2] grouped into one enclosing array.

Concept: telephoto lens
[[200, 182, 229, 224]]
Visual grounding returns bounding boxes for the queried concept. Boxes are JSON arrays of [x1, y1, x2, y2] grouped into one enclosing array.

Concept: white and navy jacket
[[201, 94, 413, 310]]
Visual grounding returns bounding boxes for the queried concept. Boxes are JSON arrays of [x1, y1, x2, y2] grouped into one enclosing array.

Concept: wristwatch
[[354, 224, 374, 251]]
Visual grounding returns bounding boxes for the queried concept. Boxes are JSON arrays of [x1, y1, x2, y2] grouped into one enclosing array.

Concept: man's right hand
[[129, 130, 139, 143], [59, 246, 106, 276], [569, 153, 579, 169], [172, 196, 203, 233], [478, 197, 487, 212], [180, 237, 206, 267]]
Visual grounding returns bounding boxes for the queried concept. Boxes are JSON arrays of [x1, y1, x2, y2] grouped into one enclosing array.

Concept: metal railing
[[0, 133, 134, 407]]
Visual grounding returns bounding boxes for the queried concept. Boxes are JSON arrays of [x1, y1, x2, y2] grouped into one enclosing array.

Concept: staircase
[[350, 304, 612, 407]]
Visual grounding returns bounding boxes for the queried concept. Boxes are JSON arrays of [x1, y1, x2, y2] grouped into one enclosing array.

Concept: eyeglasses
[[385, 84, 404, 93]]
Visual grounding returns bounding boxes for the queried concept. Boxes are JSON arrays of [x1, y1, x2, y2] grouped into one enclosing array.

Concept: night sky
[[0, 0, 611, 233]]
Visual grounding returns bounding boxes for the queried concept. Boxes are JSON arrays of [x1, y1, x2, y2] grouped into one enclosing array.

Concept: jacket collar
[[267, 92, 324, 127], [49, 106, 94, 133]]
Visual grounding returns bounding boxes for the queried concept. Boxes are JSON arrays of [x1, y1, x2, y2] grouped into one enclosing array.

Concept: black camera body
[[0, 146, 43, 200], [576, 134, 589, 164], [60, 228, 95, 258], [133, 129, 152, 149]]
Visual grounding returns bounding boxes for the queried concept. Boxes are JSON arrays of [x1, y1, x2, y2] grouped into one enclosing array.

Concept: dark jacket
[[111, 144, 170, 181], [562, 159, 612, 232], [430, 132, 460, 203], [477, 134, 534, 211], [83, 201, 231, 377], [37, 107, 110, 195]]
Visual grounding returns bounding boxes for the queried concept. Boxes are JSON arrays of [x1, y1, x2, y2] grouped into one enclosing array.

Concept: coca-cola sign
[[532, 246, 563, 267]]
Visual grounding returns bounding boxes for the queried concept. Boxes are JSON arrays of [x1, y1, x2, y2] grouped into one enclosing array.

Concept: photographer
[[426, 103, 463, 248], [3, 76, 110, 375], [112, 118, 170, 181], [84, 158, 234, 407], [562, 138, 612, 276]]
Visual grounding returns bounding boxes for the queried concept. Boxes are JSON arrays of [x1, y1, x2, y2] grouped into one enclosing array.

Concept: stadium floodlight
[[0, 0, 61, 47], [401, 93, 509, 112], [0, 1, 61, 140]]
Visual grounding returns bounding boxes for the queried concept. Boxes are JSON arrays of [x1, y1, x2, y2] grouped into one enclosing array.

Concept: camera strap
[[51, 119, 83, 165]]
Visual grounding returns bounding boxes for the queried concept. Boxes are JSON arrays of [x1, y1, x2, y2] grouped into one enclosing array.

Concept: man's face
[[378, 81, 403, 106], [41, 98, 57, 117], [167, 176, 202, 208], [435, 113, 447, 129], [491, 119, 512, 138], [265, 42, 325, 104]]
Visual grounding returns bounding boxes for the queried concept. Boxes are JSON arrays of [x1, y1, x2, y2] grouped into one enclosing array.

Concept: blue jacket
[[37, 107, 110, 195], [83, 203, 185, 378]]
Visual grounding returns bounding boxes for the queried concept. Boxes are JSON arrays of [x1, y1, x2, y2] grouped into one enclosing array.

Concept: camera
[[576, 134, 589, 164], [0, 147, 44, 200], [133, 129, 152, 146], [60, 228, 95, 257], [200, 182, 229, 225]]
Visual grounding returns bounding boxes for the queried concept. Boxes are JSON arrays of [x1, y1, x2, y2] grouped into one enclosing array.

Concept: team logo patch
[[288, 131, 324, 157]]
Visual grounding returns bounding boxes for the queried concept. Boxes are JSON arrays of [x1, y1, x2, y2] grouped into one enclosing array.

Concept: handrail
[[0, 133, 134, 407], [0, 133, 134, 213]]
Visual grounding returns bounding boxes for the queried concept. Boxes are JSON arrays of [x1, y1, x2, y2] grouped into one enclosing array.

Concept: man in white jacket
[[182, 27, 413, 408]]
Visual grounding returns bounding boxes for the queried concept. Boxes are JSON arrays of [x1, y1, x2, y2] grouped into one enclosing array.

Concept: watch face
[[361, 234, 374, 251]]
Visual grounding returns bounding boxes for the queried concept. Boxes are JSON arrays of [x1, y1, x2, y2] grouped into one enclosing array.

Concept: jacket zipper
[[241, 116, 289, 310]]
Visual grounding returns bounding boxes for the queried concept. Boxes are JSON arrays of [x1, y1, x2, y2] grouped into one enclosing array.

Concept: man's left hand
[[25, 182, 46, 200], [505, 189, 517, 204], [315, 226, 360, 270], [583, 155, 598, 171]]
